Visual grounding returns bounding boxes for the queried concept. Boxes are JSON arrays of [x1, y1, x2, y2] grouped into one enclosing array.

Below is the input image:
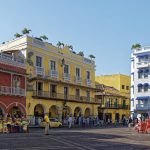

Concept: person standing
[[44, 115, 50, 135], [68, 115, 73, 129], [108, 118, 110, 125]]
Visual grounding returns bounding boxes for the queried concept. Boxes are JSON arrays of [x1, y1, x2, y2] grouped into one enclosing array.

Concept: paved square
[[0, 127, 150, 150]]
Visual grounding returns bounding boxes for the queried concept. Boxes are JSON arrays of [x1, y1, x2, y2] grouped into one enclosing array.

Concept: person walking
[[44, 114, 50, 135], [68, 115, 73, 129]]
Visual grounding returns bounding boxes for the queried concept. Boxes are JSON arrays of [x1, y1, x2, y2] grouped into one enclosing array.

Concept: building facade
[[131, 47, 150, 119], [95, 74, 131, 98], [0, 35, 100, 122], [0, 51, 26, 118], [96, 84, 130, 123]]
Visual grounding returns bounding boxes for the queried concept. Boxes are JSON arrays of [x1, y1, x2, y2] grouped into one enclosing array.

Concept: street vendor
[[21, 118, 29, 133]]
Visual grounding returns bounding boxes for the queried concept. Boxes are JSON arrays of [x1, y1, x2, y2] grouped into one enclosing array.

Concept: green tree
[[61, 42, 65, 48], [14, 33, 22, 38], [57, 41, 62, 48], [89, 54, 95, 59], [22, 28, 32, 35], [131, 43, 141, 50], [40, 35, 48, 41], [78, 51, 84, 57], [68, 45, 73, 50], [57, 41, 65, 48]]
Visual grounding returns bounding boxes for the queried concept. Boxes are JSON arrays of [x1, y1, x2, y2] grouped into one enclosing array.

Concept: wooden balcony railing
[[32, 90, 95, 103]]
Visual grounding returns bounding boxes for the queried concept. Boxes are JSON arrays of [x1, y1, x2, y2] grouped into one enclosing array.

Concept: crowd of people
[[0, 114, 29, 133], [0, 113, 149, 135], [66, 115, 100, 128], [66, 115, 136, 128]]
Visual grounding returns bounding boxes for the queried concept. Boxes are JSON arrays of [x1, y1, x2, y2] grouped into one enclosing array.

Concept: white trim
[[6, 102, 26, 112], [0, 101, 7, 108]]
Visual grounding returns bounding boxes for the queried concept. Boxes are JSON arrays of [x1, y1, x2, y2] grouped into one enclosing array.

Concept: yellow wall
[[95, 74, 131, 97], [95, 74, 131, 122], [0, 35, 99, 119]]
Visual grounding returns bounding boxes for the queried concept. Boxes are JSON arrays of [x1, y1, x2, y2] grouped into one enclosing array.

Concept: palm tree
[[22, 28, 32, 35], [78, 51, 84, 57], [68, 45, 73, 51], [61, 42, 65, 48], [56, 41, 64, 48], [40, 35, 48, 41], [131, 43, 141, 50], [57, 41, 62, 48], [14, 33, 22, 38], [89, 54, 95, 59]]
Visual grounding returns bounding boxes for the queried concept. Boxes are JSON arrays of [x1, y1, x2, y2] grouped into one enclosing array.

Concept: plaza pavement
[[0, 127, 150, 150]]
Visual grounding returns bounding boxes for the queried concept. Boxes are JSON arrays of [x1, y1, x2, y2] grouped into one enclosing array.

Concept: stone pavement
[[0, 127, 150, 150]]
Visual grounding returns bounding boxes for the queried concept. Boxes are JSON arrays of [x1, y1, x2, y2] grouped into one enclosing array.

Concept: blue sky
[[0, 0, 150, 75]]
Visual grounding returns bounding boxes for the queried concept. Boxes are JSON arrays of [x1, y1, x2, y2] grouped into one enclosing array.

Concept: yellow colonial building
[[95, 74, 131, 98], [96, 84, 130, 123], [0, 35, 99, 121], [95, 74, 131, 123]]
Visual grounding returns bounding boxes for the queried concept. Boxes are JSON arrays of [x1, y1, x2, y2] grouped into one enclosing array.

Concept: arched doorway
[[49, 105, 58, 118], [34, 104, 44, 118], [10, 106, 22, 118], [74, 107, 82, 117], [0, 107, 4, 119], [84, 108, 91, 117], [115, 113, 120, 123], [62, 106, 71, 121], [34, 104, 45, 126]]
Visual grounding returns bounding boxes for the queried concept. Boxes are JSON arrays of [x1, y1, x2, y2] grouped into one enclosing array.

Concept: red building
[[0, 51, 26, 118]]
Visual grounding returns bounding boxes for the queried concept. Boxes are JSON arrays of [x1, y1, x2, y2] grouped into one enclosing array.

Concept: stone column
[[112, 112, 116, 123], [57, 106, 63, 122]]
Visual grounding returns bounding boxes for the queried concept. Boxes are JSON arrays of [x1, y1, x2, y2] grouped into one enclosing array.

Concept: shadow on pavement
[[0, 128, 150, 150]]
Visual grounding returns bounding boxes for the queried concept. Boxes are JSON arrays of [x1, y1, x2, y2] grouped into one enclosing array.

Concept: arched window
[[144, 83, 149, 92], [138, 84, 143, 93]]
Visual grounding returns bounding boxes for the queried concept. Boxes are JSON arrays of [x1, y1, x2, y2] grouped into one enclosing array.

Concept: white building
[[131, 46, 150, 119]]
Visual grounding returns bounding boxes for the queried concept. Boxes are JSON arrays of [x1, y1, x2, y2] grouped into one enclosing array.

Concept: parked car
[[40, 118, 62, 128]]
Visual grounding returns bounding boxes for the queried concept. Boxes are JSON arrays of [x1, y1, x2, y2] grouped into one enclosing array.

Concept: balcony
[[36, 66, 44, 76], [136, 104, 150, 111], [100, 104, 129, 109], [133, 47, 150, 55], [136, 93, 150, 98], [0, 86, 25, 96], [75, 76, 82, 84], [50, 70, 58, 78], [63, 73, 70, 81], [0, 53, 25, 68], [86, 79, 92, 86], [32, 91, 95, 103], [136, 61, 149, 68]]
